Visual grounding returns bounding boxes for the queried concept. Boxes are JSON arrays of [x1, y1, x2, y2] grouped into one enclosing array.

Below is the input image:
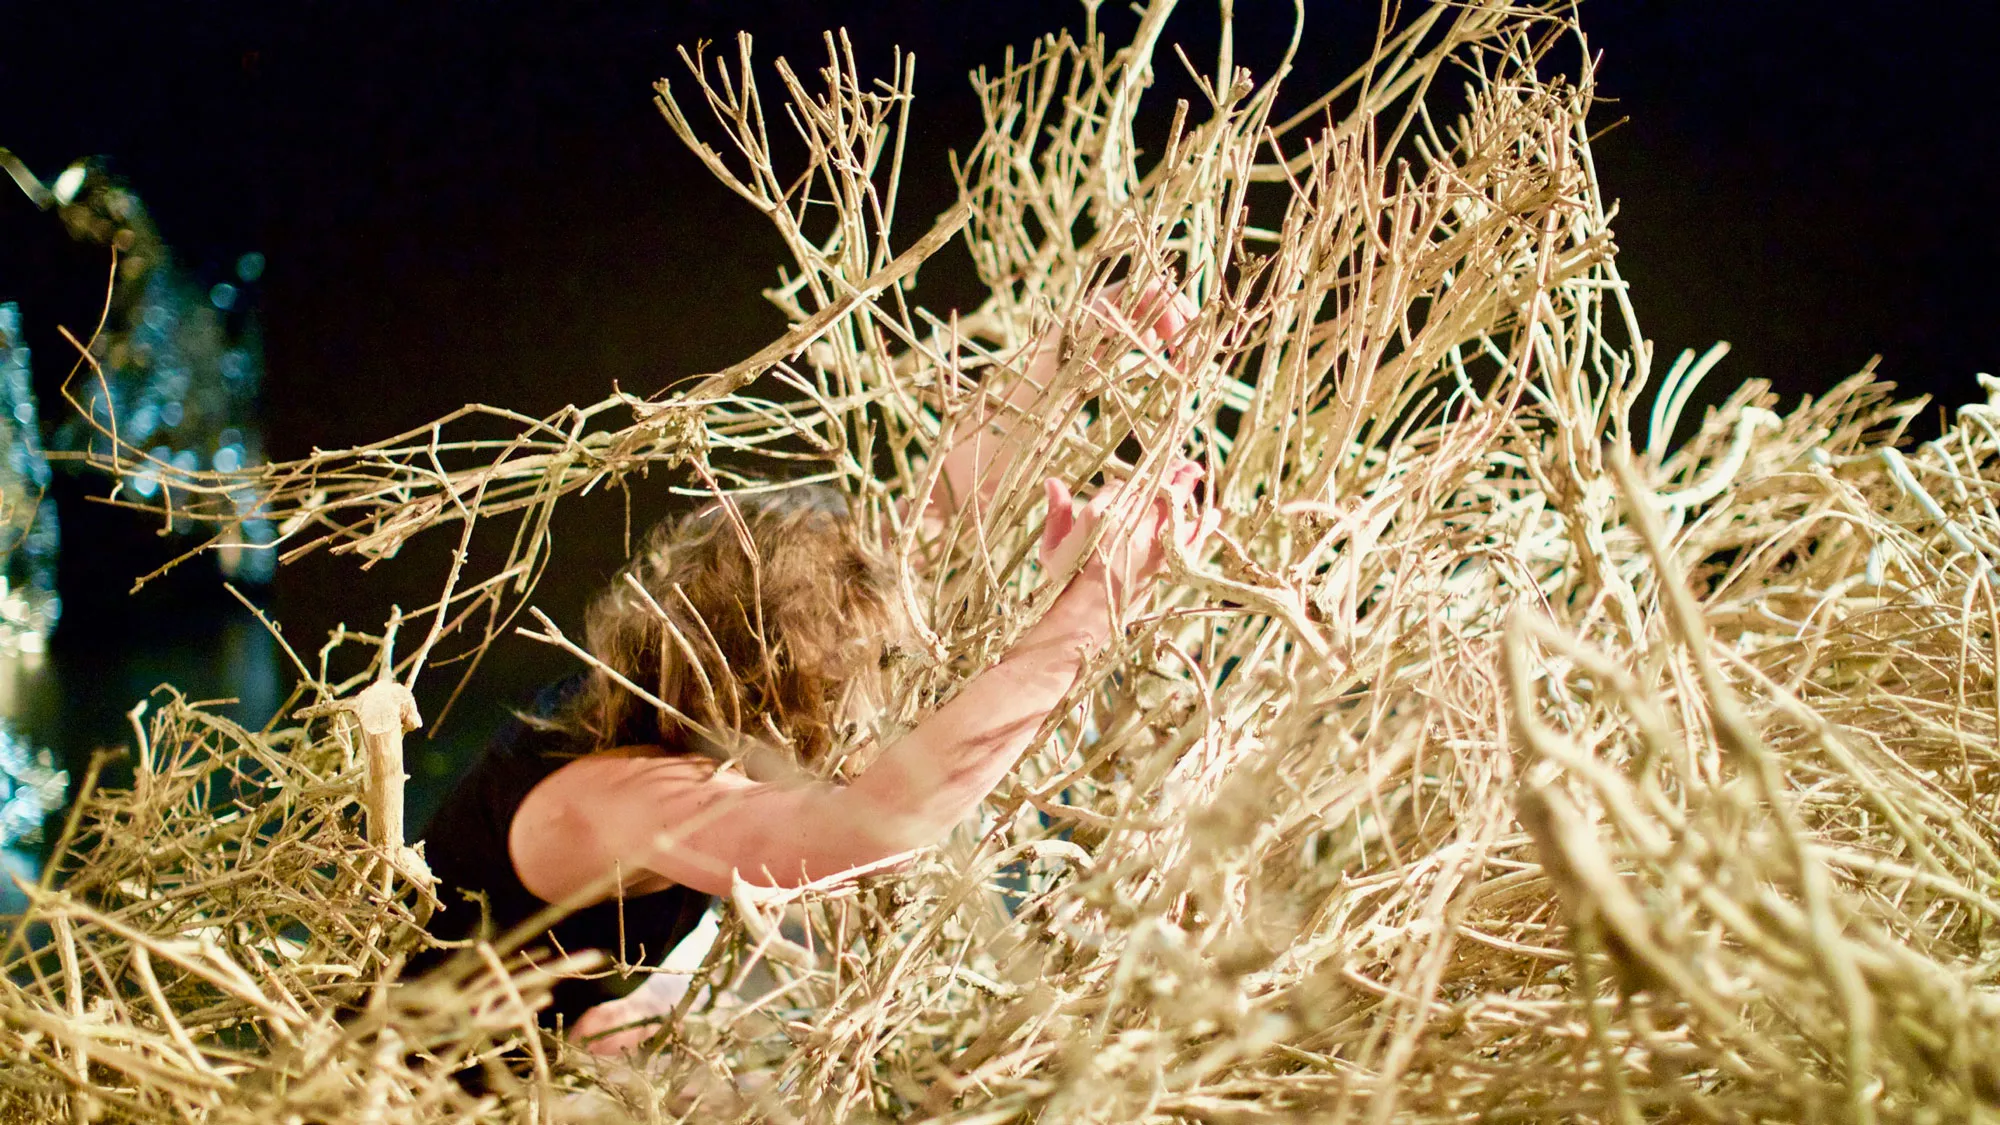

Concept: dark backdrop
[[0, 0, 1995, 827]]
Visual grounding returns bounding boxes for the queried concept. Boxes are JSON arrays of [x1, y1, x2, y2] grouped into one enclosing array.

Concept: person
[[409, 280, 1211, 1055]]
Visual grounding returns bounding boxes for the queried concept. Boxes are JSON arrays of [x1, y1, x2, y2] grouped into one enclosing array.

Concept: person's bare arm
[[512, 582, 1111, 899], [923, 280, 1195, 529], [511, 463, 1211, 901]]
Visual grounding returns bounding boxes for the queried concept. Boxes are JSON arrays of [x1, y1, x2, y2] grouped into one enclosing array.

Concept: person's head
[[578, 485, 902, 767]]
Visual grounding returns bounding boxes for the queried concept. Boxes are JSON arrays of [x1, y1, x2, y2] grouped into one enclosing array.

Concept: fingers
[[1181, 506, 1221, 550], [1130, 280, 1197, 352], [1132, 459, 1202, 536], [1148, 289, 1198, 353], [590, 1026, 652, 1057], [1159, 459, 1214, 552], [1088, 277, 1198, 356], [1041, 478, 1075, 560], [572, 1005, 635, 1056], [1150, 459, 1203, 528], [1040, 459, 1211, 590], [1098, 459, 1198, 526]]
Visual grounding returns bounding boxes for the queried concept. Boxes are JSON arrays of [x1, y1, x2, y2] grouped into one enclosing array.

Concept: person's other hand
[[1088, 277, 1198, 359], [570, 971, 693, 1057], [1021, 276, 1199, 391]]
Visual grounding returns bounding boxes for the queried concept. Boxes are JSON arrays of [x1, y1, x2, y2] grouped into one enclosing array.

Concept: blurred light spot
[[171, 449, 199, 474], [143, 305, 172, 331], [210, 283, 239, 311], [221, 351, 249, 381], [159, 400, 184, 427], [219, 427, 242, 447], [52, 165, 86, 205], [12, 403, 31, 427], [214, 445, 242, 473], [133, 472, 160, 498], [128, 404, 158, 439], [0, 732, 67, 847], [236, 252, 266, 282]]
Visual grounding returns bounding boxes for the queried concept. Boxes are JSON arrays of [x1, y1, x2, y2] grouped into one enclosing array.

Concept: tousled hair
[[574, 485, 901, 767]]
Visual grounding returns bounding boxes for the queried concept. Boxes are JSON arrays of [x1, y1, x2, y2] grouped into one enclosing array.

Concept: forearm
[[929, 282, 1189, 525], [839, 580, 1110, 849], [930, 337, 1060, 523], [606, 581, 1113, 894]]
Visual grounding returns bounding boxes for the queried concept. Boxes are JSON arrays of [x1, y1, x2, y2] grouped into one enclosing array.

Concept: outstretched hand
[[1039, 459, 1218, 610], [925, 275, 1199, 530], [1088, 277, 1199, 359], [1019, 276, 1199, 392]]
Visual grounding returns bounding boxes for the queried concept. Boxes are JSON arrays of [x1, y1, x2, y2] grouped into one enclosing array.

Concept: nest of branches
[[7, 1, 2000, 1121]]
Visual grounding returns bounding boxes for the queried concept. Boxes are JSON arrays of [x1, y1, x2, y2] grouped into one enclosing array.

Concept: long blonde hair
[[575, 485, 901, 767]]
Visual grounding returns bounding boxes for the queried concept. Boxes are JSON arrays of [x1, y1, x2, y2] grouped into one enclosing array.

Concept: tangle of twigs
[[8, 2, 2000, 1122]]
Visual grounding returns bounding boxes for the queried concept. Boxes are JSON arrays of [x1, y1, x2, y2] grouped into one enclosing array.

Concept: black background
[[0, 1, 1995, 804]]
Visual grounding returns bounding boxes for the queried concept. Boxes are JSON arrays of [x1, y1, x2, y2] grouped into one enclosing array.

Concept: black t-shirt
[[408, 679, 713, 1028]]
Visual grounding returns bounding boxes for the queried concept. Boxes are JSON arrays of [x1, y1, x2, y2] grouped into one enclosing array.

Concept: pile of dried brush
[[7, 1, 2000, 1121]]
